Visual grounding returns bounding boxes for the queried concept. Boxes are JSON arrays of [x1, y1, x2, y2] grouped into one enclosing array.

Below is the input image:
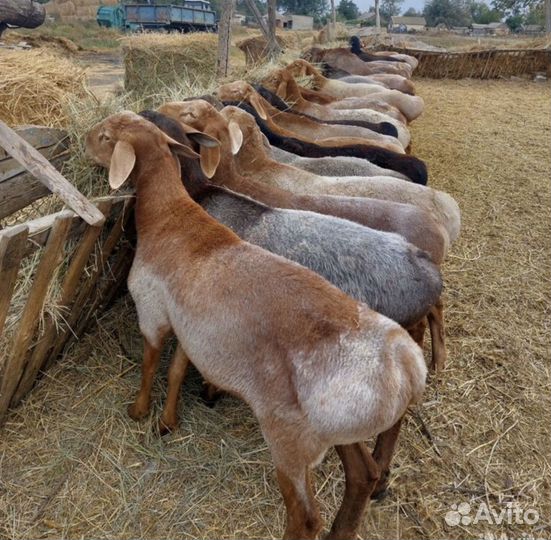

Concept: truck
[[96, 0, 217, 33]]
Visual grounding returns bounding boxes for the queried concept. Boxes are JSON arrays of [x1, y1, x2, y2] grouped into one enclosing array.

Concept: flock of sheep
[[84, 37, 461, 540]]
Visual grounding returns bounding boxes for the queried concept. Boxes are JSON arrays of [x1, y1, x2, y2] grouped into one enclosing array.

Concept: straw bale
[[0, 49, 88, 128], [122, 32, 218, 97], [56, 0, 75, 16]]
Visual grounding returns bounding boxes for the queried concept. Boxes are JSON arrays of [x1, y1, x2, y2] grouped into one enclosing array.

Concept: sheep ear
[[162, 132, 200, 159], [187, 131, 220, 148], [249, 93, 267, 120], [178, 122, 220, 148], [200, 146, 221, 179], [228, 120, 243, 155], [109, 140, 136, 189], [276, 80, 287, 98]]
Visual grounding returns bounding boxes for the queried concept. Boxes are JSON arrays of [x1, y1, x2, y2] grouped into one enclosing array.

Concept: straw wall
[[373, 46, 551, 79]]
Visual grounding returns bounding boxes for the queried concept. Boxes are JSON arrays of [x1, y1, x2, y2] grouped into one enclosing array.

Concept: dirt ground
[[0, 79, 549, 540]]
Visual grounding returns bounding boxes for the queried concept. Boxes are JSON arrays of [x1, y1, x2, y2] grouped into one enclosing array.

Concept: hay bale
[[56, 0, 75, 16], [0, 49, 88, 128], [122, 32, 218, 97]]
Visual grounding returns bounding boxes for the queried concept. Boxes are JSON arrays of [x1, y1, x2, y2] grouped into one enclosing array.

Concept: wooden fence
[[373, 46, 551, 79], [0, 125, 134, 426]]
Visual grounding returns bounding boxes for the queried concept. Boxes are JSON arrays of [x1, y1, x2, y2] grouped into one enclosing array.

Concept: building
[[275, 13, 314, 30], [389, 16, 427, 33], [232, 13, 247, 25], [522, 24, 544, 34], [358, 11, 376, 24], [471, 22, 510, 36]]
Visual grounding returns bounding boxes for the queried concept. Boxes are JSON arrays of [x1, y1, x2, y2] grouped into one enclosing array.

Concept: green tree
[[277, 0, 328, 17], [506, 12, 524, 27], [402, 7, 422, 16], [337, 0, 360, 19], [423, 0, 472, 27], [491, 0, 542, 17], [468, 0, 503, 23], [525, 2, 545, 24], [380, 0, 404, 20]]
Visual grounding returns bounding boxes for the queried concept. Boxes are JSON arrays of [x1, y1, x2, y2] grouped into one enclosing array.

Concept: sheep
[[219, 105, 457, 243], [222, 98, 427, 185], [268, 145, 409, 180], [218, 83, 405, 150], [215, 83, 427, 184], [264, 67, 424, 125], [253, 84, 406, 138], [216, 83, 406, 154], [254, 84, 401, 137], [85, 110, 427, 540], [349, 37, 419, 69], [286, 58, 417, 103], [304, 45, 414, 78], [261, 69, 412, 148], [138, 108, 445, 425], [158, 100, 452, 257]]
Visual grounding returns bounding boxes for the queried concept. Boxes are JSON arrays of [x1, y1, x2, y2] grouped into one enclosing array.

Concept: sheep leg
[[370, 418, 403, 500], [276, 466, 322, 540], [326, 443, 380, 540], [427, 297, 447, 372], [199, 382, 224, 408], [159, 344, 190, 435], [407, 318, 427, 350], [128, 337, 165, 421]]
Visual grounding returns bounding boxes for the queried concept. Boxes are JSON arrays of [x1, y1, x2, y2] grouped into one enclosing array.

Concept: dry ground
[[0, 79, 549, 540]]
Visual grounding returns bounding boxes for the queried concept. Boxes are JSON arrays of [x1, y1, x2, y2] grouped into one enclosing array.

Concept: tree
[[402, 7, 422, 15], [468, 0, 503, 22], [491, 0, 542, 17], [0, 0, 45, 37], [380, 0, 404, 20], [277, 0, 328, 18], [423, 0, 472, 27], [337, 0, 360, 19]]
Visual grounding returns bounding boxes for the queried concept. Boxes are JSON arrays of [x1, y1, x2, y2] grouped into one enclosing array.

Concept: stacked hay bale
[[44, 0, 117, 21], [237, 31, 309, 65], [122, 32, 218, 97], [0, 49, 88, 127]]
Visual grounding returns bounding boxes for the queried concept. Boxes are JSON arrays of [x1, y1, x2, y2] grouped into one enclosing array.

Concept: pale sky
[[355, 0, 426, 15]]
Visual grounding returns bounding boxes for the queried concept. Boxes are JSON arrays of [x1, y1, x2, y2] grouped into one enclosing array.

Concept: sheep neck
[[132, 145, 238, 257], [211, 140, 297, 209]]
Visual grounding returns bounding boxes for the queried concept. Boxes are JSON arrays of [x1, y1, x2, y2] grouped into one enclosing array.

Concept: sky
[[355, 0, 426, 15]]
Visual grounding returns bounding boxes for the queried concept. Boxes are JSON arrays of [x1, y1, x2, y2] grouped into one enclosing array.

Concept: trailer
[[97, 0, 217, 32]]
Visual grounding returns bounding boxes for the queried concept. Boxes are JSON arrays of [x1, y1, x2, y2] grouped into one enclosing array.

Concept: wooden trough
[[0, 121, 134, 426], [372, 46, 551, 79]]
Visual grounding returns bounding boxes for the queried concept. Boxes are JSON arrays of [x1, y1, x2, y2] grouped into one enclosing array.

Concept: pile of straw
[[122, 32, 218, 97], [0, 49, 88, 128]]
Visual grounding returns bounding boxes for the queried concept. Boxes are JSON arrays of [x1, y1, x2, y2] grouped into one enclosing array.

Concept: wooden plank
[[0, 121, 105, 227], [44, 199, 134, 369], [0, 225, 29, 339], [0, 126, 67, 162], [0, 213, 73, 424], [1, 196, 129, 259], [11, 200, 114, 406], [0, 155, 69, 221]]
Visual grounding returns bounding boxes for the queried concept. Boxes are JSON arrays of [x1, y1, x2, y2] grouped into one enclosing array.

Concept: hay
[[0, 49, 88, 128], [122, 33, 218, 98], [0, 79, 549, 539]]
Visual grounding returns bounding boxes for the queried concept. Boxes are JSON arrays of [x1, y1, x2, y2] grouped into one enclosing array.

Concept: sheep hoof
[[371, 485, 391, 501], [127, 402, 149, 421], [158, 417, 178, 436]]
